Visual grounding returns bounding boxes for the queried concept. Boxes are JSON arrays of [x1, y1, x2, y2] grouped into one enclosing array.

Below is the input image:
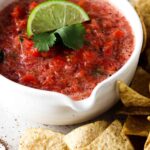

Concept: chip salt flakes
[[122, 116, 150, 137], [19, 128, 68, 150], [64, 121, 108, 150], [82, 120, 134, 150], [117, 80, 150, 107]]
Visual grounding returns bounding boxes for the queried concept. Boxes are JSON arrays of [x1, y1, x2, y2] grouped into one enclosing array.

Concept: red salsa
[[0, 0, 134, 100]]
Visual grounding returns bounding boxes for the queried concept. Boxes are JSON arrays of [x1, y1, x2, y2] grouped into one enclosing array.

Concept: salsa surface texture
[[0, 0, 134, 100]]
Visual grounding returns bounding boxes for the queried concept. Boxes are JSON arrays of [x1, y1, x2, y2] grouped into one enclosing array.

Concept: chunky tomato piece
[[90, 19, 100, 30], [113, 30, 125, 39], [75, 69, 86, 78], [24, 48, 40, 57], [83, 50, 97, 66], [103, 41, 113, 57], [22, 39, 40, 57], [11, 6, 22, 18], [20, 74, 37, 84], [16, 19, 27, 30], [14, 36, 21, 48], [23, 39, 33, 49], [40, 47, 57, 58], [51, 56, 66, 71], [29, 2, 38, 11], [77, 0, 86, 6]]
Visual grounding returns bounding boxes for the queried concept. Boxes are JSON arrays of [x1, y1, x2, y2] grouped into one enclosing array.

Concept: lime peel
[[27, 1, 90, 36]]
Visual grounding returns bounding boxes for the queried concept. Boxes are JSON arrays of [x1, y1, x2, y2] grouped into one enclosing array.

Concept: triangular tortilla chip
[[131, 67, 150, 97], [64, 121, 108, 150], [122, 116, 150, 137], [82, 120, 134, 150], [19, 128, 68, 150], [117, 80, 150, 107], [117, 106, 150, 116]]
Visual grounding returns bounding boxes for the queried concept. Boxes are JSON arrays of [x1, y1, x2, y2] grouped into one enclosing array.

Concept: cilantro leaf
[[33, 23, 86, 51], [33, 32, 56, 52], [55, 23, 85, 50]]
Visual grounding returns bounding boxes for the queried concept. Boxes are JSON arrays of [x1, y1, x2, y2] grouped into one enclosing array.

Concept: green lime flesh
[[27, 1, 90, 36]]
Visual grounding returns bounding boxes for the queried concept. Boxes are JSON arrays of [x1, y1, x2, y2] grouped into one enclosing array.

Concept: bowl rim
[[0, 0, 143, 104]]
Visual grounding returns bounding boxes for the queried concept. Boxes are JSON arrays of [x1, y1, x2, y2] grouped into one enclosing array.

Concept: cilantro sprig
[[33, 23, 86, 52], [33, 32, 56, 52]]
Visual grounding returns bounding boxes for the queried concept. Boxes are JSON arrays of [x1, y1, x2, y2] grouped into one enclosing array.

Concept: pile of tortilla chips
[[117, 68, 150, 149], [19, 120, 134, 150], [116, 0, 150, 149]]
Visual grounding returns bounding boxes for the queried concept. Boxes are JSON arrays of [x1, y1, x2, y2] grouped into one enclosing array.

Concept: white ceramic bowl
[[0, 0, 143, 125]]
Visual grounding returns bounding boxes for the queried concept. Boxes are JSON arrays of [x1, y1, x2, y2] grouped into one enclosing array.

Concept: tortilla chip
[[64, 121, 108, 150], [144, 132, 150, 150], [131, 67, 150, 98], [82, 120, 134, 150], [19, 128, 68, 150], [122, 116, 150, 137], [117, 106, 150, 115], [117, 80, 150, 107]]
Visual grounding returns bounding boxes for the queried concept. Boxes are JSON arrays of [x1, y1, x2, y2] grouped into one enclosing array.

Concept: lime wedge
[[27, 1, 90, 36]]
